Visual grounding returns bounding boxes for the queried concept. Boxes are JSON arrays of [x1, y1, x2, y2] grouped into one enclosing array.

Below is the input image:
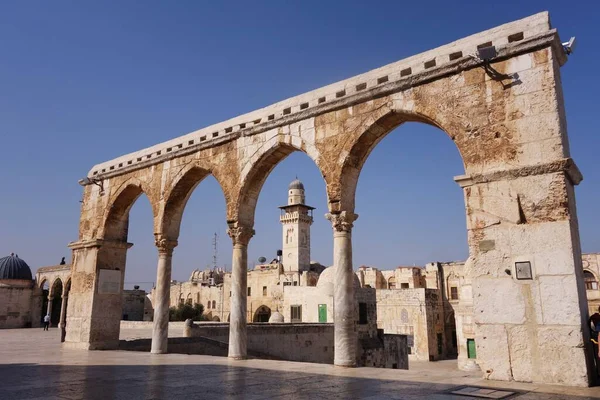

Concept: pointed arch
[[63, 278, 72, 294], [103, 180, 157, 242], [50, 278, 63, 298], [336, 108, 465, 212], [159, 162, 228, 240], [236, 139, 326, 226]]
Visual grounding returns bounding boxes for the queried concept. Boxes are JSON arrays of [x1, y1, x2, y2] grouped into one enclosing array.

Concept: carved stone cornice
[[68, 239, 133, 251], [454, 158, 583, 188], [154, 235, 178, 255], [227, 222, 255, 246], [325, 211, 359, 232]]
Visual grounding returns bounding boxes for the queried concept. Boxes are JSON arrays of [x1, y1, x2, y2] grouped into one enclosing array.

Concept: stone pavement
[[1, 328, 599, 400]]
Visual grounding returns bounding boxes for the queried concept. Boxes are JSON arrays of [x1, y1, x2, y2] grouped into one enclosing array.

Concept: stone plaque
[[478, 240, 495, 252], [98, 269, 122, 294]]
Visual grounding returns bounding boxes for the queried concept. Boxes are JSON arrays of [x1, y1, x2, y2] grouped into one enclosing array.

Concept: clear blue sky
[[1, 1, 598, 291]]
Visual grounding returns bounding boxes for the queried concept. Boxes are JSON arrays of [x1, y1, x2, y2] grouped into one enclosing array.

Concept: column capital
[[227, 222, 255, 246], [325, 211, 358, 232], [48, 296, 54, 301], [154, 235, 178, 255]]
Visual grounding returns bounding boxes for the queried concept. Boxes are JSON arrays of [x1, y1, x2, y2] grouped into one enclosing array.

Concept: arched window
[[207, 301, 211, 309], [388, 277, 396, 290], [584, 271, 598, 290], [212, 300, 216, 309]]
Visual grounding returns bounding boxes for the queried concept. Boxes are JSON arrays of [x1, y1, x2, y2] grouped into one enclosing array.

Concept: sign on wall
[[98, 269, 122, 294]]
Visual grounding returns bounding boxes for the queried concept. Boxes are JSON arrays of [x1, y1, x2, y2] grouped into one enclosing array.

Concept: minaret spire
[[279, 178, 315, 273]]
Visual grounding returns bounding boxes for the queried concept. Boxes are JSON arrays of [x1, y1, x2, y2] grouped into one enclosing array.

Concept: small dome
[[269, 311, 284, 323], [289, 179, 304, 190], [0, 254, 33, 280], [317, 267, 361, 291]]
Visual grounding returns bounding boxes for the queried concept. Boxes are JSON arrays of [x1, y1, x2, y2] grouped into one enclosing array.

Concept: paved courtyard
[[1, 328, 599, 400]]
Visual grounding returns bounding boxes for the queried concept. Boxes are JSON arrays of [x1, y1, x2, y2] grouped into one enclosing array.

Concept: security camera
[[562, 36, 576, 55]]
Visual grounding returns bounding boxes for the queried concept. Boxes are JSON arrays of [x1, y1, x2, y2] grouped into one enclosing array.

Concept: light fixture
[[562, 36, 576, 55], [78, 177, 105, 194], [477, 45, 497, 61]]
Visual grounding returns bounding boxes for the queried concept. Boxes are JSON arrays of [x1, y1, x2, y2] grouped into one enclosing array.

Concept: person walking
[[43, 314, 50, 331]]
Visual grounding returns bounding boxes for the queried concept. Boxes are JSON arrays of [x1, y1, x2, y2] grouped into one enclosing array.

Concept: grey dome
[[0, 254, 33, 280], [289, 179, 304, 190]]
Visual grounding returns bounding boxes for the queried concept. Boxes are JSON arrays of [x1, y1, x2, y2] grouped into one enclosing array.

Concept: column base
[[228, 355, 247, 360], [150, 349, 168, 355], [334, 361, 357, 368]]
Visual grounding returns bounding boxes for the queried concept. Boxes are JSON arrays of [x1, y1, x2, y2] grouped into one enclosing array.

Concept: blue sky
[[1, 1, 598, 290]]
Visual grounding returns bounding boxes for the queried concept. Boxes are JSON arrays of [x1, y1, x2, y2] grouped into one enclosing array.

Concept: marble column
[[151, 236, 178, 354], [326, 211, 358, 367], [46, 296, 54, 326], [59, 294, 68, 342], [227, 223, 254, 359]]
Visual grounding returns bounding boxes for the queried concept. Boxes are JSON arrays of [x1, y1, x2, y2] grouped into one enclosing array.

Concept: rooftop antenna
[[212, 232, 219, 271]]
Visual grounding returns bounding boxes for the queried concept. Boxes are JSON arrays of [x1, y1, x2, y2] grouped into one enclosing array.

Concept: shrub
[[169, 302, 206, 321]]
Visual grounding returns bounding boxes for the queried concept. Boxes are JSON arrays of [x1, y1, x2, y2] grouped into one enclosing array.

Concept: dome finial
[[10, 252, 14, 257], [289, 178, 304, 190]]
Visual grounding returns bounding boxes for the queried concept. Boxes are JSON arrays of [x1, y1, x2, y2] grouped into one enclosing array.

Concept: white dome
[[317, 267, 361, 294], [269, 311, 284, 323]]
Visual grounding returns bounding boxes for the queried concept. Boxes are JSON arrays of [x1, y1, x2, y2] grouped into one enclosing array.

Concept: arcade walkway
[[1, 328, 599, 399]]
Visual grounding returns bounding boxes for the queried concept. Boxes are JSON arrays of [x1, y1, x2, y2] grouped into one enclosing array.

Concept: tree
[[169, 302, 206, 321]]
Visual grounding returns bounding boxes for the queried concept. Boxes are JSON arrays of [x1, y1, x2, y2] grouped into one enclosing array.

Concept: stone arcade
[[66, 13, 592, 386]]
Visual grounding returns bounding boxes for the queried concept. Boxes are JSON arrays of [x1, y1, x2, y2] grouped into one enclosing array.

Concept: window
[[450, 286, 459, 300], [585, 271, 598, 290], [388, 277, 396, 289], [283, 281, 292, 286], [358, 302, 368, 324], [400, 283, 409, 289], [292, 281, 298, 286], [263, 286, 267, 296], [229, 291, 231, 297], [291, 305, 302, 322], [207, 301, 211, 309], [247, 287, 251, 296], [212, 300, 216, 309]]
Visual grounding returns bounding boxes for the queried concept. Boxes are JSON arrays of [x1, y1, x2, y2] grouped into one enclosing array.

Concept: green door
[[467, 339, 477, 359], [318, 304, 327, 323]]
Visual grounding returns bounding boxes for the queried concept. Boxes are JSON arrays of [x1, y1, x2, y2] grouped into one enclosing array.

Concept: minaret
[[279, 178, 314, 273]]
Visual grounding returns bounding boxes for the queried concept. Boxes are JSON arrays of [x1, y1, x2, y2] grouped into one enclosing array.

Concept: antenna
[[212, 232, 219, 270]]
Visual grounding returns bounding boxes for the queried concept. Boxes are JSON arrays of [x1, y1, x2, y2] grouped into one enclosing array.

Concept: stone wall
[[121, 289, 146, 321], [185, 322, 335, 364], [0, 281, 37, 329], [183, 322, 408, 369]]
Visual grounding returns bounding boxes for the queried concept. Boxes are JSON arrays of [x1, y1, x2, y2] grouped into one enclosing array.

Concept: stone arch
[[102, 181, 157, 242], [186, 293, 192, 305], [39, 277, 48, 289], [388, 277, 396, 290], [253, 305, 271, 323], [334, 108, 465, 212], [446, 273, 460, 300], [63, 278, 72, 294], [159, 163, 230, 240], [236, 140, 325, 227], [584, 270, 598, 291], [49, 278, 63, 298]]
